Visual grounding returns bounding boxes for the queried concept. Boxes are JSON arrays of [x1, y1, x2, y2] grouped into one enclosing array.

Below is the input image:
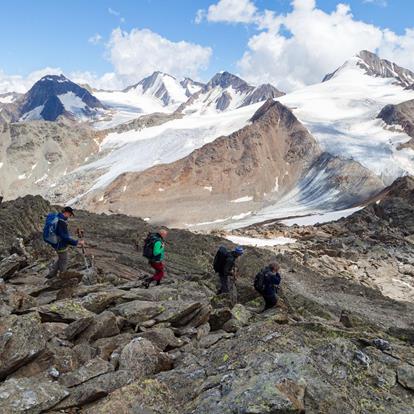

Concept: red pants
[[150, 261, 165, 282]]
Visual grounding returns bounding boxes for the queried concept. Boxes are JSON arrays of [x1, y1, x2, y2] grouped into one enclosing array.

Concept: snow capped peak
[[123, 71, 188, 106], [323, 50, 414, 88], [178, 71, 284, 115], [39, 74, 70, 83], [19, 74, 106, 122], [180, 78, 205, 97], [207, 71, 250, 92]]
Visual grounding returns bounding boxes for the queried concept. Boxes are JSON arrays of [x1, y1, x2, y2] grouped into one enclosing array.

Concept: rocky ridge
[[0, 194, 413, 412]]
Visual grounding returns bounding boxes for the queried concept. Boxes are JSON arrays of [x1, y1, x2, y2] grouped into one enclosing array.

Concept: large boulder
[[0, 313, 46, 380], [82, 378, 179, 414], [397, 363, 414, 391], [119, 337, 173, 379], [35, 299, 94, 323], [112, 300, 165, 325], [79, 289, 124, 313], [76, 311, 120, 342], [52, 370, 132, 410], [0, 377, 69, 413], [59, 357, 114, 388], [137, 327, 184, 351]]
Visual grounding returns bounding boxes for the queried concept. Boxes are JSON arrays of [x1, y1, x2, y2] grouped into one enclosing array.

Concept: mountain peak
[[323, 50, 414, 88], [20, 74, 105, 121], [207, 71, 250, 91]]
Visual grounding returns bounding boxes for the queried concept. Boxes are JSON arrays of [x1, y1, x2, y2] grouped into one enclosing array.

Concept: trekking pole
[[76, 228, 89, 269]]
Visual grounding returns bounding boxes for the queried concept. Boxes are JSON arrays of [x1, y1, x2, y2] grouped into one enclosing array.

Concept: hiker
[[214, 245, 244, 302], [254, 263, 281, 311], [43, 206, 84, 279], [142, 228, 168, 288]]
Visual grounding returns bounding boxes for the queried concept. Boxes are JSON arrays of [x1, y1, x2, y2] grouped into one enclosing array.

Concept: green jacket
[[153, 239, 165, 262]]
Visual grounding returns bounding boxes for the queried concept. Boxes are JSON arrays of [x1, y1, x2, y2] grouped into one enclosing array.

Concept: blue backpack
[[43, 213, 60, 246]]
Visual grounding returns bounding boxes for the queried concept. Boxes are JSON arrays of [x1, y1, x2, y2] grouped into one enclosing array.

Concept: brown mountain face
[[378, 99, 414, 150], [82, 100, 322, 226]]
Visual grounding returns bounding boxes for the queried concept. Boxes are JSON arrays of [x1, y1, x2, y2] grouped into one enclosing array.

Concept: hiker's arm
[[57, 221, 78, 246], [273, 273, 281, 286]]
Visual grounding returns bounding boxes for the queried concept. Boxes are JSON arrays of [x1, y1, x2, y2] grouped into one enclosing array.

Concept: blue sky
[[0, 0, 413, 91]]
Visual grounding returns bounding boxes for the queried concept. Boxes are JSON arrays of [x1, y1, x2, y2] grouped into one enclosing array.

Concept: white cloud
[[88, 33, 103, 45], [0, 67, 62, 94], [197, 0, 258, 24], [0, 26, 213, 93], [106, 28, 212, 84], [225, 0, 414, 91]]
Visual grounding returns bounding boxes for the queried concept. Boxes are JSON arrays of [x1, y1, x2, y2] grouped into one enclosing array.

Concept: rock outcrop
[[378, 99, 414, 149]]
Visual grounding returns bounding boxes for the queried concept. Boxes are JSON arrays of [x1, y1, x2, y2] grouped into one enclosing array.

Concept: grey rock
[[0, 313, 46, 380], [0, 377, 69, 414], [119, 337, 173, 380]]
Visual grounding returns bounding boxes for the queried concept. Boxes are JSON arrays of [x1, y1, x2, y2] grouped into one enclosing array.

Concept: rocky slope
[[378, 99, 414, 149], [0, 195, 413, 413], [232, 175, 414, 303], [79, 100, 383, 227], [0, 120, 102, 200]]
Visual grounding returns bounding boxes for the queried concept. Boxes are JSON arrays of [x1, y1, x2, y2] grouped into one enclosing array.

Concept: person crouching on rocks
[[142, 228, 168, 288], [43, 206, 84, 279]]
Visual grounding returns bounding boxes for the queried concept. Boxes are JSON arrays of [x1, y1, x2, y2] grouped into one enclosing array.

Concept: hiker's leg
[[219, 273, 229, 293], [229, 277, 237, 305], [264, 295, 277, 310], [152, 262, 165, 283], [47, 252, 60, 278], [57, 250, 69, 274]]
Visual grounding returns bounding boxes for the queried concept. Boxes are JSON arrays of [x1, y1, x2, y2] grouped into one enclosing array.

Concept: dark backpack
[[254, 269, 268, 294], [43, 213, 60, 246], [213, 246, 228, 273], [143, 233, 161, 261]]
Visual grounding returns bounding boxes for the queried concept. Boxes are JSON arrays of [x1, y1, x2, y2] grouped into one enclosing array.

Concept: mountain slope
[[78, 100, 382, 227], [0, 120, 100, 200], [280, 51, 414, 184], [19, 75, 106, 121]]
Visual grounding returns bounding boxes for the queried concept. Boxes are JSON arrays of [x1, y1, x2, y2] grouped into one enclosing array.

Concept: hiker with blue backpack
[[254, 263, 281, 311], [43, 206, 84, 279]]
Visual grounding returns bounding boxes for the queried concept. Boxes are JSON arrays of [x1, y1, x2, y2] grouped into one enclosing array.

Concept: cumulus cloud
[[107, 28, 212, 84], [201, 0, 414, 91], [0, 26, 212, 93], [196, 0, 258, 24], [0, 67, 63, 94]]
